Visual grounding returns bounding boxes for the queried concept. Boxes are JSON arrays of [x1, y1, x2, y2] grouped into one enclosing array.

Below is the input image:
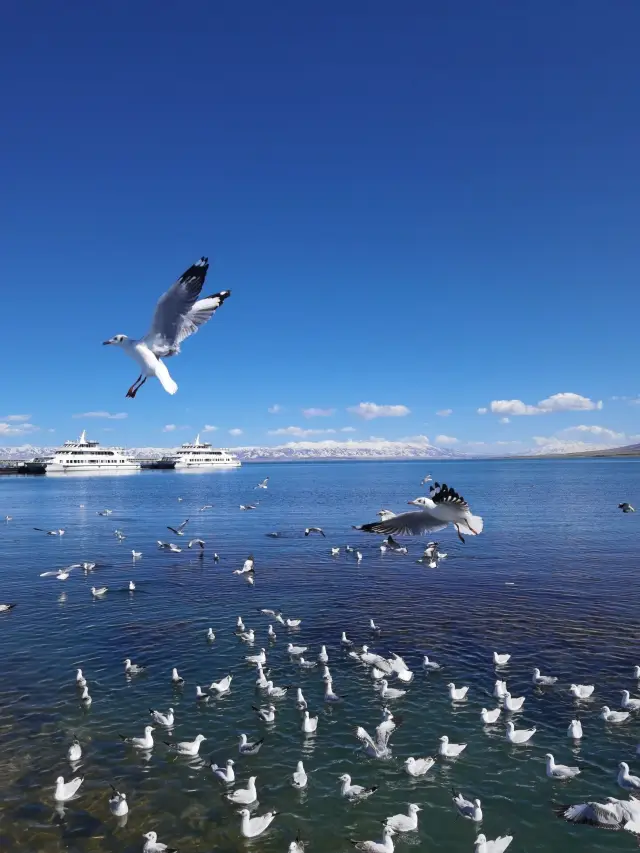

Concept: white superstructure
[[34, 431, 140, 473], [164, 434, 241, 469]]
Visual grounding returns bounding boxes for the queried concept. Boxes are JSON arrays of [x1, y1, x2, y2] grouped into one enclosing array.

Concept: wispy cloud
[[73, 411, 128, 420], [269, 426, 337, 437], [202, 424, 218, 432], [229, 428, 243, 436], [489, 392, 602, 416], [436, 409, 453, 417], [0, 414, 31, 422], [163, 424, 178, 432], [267, 404, 282, 414], [0, 422, 38, 436], [499, 417, 510, 424], [302, 407, 336, 418], [434, 434, 458, 446], [340, 426, 357, 433], [477, 407, 488, 415], [561, 425, 624, 439], [347, 402, 411, 420]]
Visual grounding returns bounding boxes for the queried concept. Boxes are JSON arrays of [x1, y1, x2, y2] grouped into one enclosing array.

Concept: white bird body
[[339, 773, 378, 800], [380, 679, 406, 699], [423, 655, 442, 671], [239, 629, 255, 642], [132, 550, 142, 559], [504, 691, 525, 712], [91, 586, 108, 597], [211, 758, 235, 782], [253, 703, 276, 723], [340, 631, 353, 646], [238, 808, 278, 838], [439, 735, 467, 757], [453, 791, 482, 821], [142, 830, 177, 853], [109, 789, 129, 816], [128, 580, 136, 591], [351, 826, 394, 853], [557, 796, 640, 833], [296, 688, 307, 709], [292, 760, 308, 789], [238, 733, 264, 755], [506, 721, 536, 744], [602, 706, 630, 723], [287, 643, 307, 656], [210, 674, 233, 694], [302, 711, 318, 733], [195, 685, 210, 702], [532, 667, 557, 686], [324, 679, 341, 702], [67, 738, 82, 763], [622, 690, 640, 711], [149, 707, 174, 728], [618, 763, 640, 791], [227, 776, 257, 804], [54, 775, 83, 802], [570, 683, 595, 699], [546, 753, 581, 779], [265, 681, 289, 698], [122, 726, 154, 750], [318, 645, 329, 663], [80, 686, 92, 705], [567, 719, 583, 740], [481, 707, 501, 724], [246, 649, 267, 665], [286, 618, 302, 627], [124, 658, 145, 675], [171, 668, 184, 685], [76, 668, 87, 687], [404, 756, 435, 776], [385, 804, 421, 832], [474, 833, 513, 853], [494, 680, 508, 699], [448, 682, 469, 701], [206, 628, 216, 641], [331, 547, 340, 556], [255, 666, 270, 689], [493, 652, 511, 666], [166, 734, 206, 756]]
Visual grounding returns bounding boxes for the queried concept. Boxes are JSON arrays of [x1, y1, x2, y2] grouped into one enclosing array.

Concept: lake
[[0, 459, 639, 852]]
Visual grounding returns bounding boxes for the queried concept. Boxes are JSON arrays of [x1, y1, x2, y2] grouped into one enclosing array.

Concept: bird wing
[[177, 519, 189, 532], [558, 801, 624, 829], [430, 483, 469, 510], [355, 511, 448, 536], [173, 291, 231, 349], [143, 258, 210, 356]]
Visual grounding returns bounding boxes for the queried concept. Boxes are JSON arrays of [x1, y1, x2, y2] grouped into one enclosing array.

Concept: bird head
[[103, 335, 128, 346]]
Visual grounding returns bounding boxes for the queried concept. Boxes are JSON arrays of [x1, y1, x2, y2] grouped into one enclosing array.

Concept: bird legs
[[125, 375, 147, 398]]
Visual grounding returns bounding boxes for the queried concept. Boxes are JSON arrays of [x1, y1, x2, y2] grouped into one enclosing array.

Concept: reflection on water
[[0, 460, 639, 852]]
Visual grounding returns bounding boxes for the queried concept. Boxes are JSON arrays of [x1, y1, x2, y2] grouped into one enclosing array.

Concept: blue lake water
[[0, 459, 639, 852]]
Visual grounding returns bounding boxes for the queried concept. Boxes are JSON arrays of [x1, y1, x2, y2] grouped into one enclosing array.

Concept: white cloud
[[562, 425, 624, 439], [499, 417, 510, 424], [532, 437, 606, 453], [202, 424, 218, 432], [434, 434, 459, 446], [269, 426, 337, 437], [477, 407, 488, 415], [302, 408, 335, 418], [436, 409, 453, 417], [267, 404, 282, 414], [341, 426, 357, 433], [347, 402, 411, 420], [73, 411, 128, 420], [0, 414, 31, 422], [0, 422, 38, 436], [489, 392, 602, 416], [163, 424, 177, 432], [229, 428, 243, 436]]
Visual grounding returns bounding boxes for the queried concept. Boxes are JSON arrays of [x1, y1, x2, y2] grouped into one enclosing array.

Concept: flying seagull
[[256, 478, 269, 489], [103, 257, 231, 397], [305, 527, 325, 537], [619, 503, 636, 513], [167, 519, 189, 536]]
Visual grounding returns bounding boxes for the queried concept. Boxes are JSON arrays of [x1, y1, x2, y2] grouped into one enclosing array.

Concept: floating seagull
[[339, 773, 378, 800], [237, 616, 246, 632], [0, 603, 17, 612], [256, 478, 269, 489], [213, 553, 219, 562], [240, 504, 257, 511], [298, 657, 317, 670], [80, 686, 92, 706], [423, 655, 442, 671], [120, 726, 154, 750], [505, 721, 536, 744], [109, 786, 129, 816], [287, 643, 307, 656], [142, 831, 178, 853], [124, 658, 145, 675], [634, 665, 640, 679], [267, 624, 276, 640], [618, 763, 640, 791], [132, 550, 142, 559], [103, 257, 231, 397], [621, 690, 640, 711], [546, 752, 581, 779], [340, 632, 353, 647], [568, 719, 583, 739], [286, 618, 302, 628], [493, 652, 511, 666], [356, 551, 363, 562], [239, 629, 256, 643], [601, 706, 629, 723], [570, 683, 595, 699], [474, 833, 513, 853], [532, 667, 557, 686], [258, 608, 280, 617], [91, 586, 108, 597], [494, 680, 508, 699], [227, 776, 258, 804], [305, 527, 325, 537], [504, 691, 525, 712], [255, 666, 270, 689], [404, 756, 435, 776], [114, 529, 126, 541], [238, 733, 264, 755], [439, 735, 467, 757], [324, 679, 342, 702], [246, 649, 266, 665], [210, 675, 232, 694], [361, 647, 390, 669], [292, 760, 307, 789], [157, 541, 182, 552], [350, 826, 395, 853], [265, 680, 290, 698], [380, 679, 406, 700], [149, 707, 174, 728], [448, 683, 469, 702], [619, 502, 636, 513], [75, 668, 87, 688], [238, 808, 278, 838], [289, 834, 306, 853], [67, 737, 82, 763], [317, 645, 329, 664], [206, 628, 216, 641], [481, 707, 501, 725], [129, 580, 136, 591], [187, 539, 205, 550], [453, 791, 483, 821], [167, 519, 189, 536], [34, 528, 65, 536], [211, 758, 235, 783], [355, 483, 483, 543], [97, 509, 113, 516], [331, 547, 340, 556], [302, 711, 318, 734], [195, 686, 210, 702], [165, 734, 206, 756], [54, 775, 83, 802], [369, 619, 381, 632], [253, 704, 276, 723], [71, 561, 97, 572], [296, 688, 307, 709], [556, 796, 640, 834], [385, 803, 421, 832]]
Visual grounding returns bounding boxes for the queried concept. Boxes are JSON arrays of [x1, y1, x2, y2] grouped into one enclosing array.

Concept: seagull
[[601, 706, 630, 723], [103, 257, 231, 397], [114, 529, 126, 541], [439, 735, 467, 757], [286, 618, 302, 628], [54, 775, 84, 802], [385, 804, 421, 832], [369, 619, 381, 632], [75, 668, 87, 687], [238, 808, 278, 838], [448, 683, 469, 701], [494, 680, 508, 699], [239, 629, 256, 643], [618, 763, 640, 791], [506, 721, 536, 744], [622, 690, 640, 711], [504, 691, 525, 712], [255, 666, 271, 689], [298, 657, 317, 670], [265, 681, 290, 698], [245, 649, 266, 665], [556, 796, 640, 834], [267, 624, 276, 640], [258, 608, 280, 617], [355, 483, 483, 543], [149, 707, 175, 728], [97, 509, 113, 516], [167, 519, 189, 536], [124, 658, 145, 675], [331, 547, 340, 556], [339, 773, 378, 800], [67, 737, 82, 763], [109, 786, 129, 816], [302, 711, 318, 734], [120, 726, 154, 750], [493, 652, 511, 666], [423, 655, 442, 671], [210, 675, 232, 694], [350, 826, 395, 853], [256, 478, 269, 489], [0, 603, 17, 612], [128, 581, 136, 592], [198, 504, 214, 511], [305, 527, 325, 537], [236, 555, 255, 574], [355, 719, 397, 759], [546, 753, 581, 779], [253, 704, 277, 723], [34, 528, 65, 536], [287, 643, 307, 656], [380, 679, 406, 700], [157, 541, 182, 552], [318, 646, 329, 664], [453, 791, 483, 821], [206, 628, 216, 641], [324, 679, 342, 702], [474, 833, 514, 853], [296, 688, 307, 709], [356, 551, 363, 562], [227, 776, 258, 804], [619, 503, 636, 513], [340, 632, 353, 647], [187, 539, 205, 550], [238, 733, 264, 755], [289, 834, 306, 853], [142, 831, 178, 853], [132, 550, 142, 559], [570, 684, 595, 699], [481, 707, 502, 725], [195, 686, 210, 703], [240, 504, 257, 511], [292, 760, 308, 789], [568, 719, 583, 739], [532, 667, 557, 686], [236, 616, 246, 632], [91, 586, 108, 597], [40, 566, 78, 580], [80, 686, 92, 706], [421, 474, 432, 484], [164, 734, 206, 756], [404, 756, 435, 776], [210, 758, 235, 783]]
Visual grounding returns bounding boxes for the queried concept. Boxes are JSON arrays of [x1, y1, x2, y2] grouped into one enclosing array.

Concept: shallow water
[[0, 459, 639, 852]]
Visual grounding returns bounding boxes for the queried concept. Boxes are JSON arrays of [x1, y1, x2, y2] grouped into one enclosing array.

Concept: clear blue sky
[[2, 1, 639, 453]]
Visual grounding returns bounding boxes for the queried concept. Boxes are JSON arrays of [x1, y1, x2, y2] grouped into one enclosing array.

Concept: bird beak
[[102, 340, 112, 345]]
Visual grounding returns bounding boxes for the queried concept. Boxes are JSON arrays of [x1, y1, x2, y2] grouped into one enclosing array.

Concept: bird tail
[[155, 360, 178, 395], [459, 513, 483, 535]]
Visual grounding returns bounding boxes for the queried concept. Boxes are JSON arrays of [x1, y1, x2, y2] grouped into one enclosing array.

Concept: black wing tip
[[203, 290, 231, 303]]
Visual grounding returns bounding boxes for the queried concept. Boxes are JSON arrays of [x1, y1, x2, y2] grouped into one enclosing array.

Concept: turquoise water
[[0, 459, 639, 852]]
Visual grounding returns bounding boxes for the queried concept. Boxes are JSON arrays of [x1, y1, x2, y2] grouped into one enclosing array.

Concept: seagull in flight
[[305, 527, 325, 537], [103, 257, 231, 397], [167, 519, 189, 536], [619, 502, 636, 513], [256, 478, 269, 489], [33, 528, 65, 536]]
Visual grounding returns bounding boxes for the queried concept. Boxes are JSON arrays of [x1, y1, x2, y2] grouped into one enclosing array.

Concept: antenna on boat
[[195, 433, 200, 445]]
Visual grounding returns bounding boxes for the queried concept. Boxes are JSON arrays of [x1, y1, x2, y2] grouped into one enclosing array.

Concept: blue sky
[[2, 1, 639, 453]]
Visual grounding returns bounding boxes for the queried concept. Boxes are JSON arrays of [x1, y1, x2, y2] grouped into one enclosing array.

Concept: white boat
[[162, 434, 241, 469], [32, 431, 140, 473]]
